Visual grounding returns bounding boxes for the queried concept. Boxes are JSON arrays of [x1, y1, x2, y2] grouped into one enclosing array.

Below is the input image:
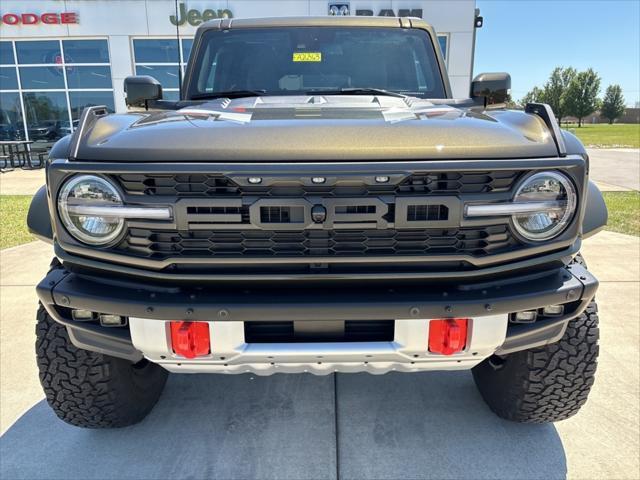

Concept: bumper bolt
[[445, 305, 452, 313], [60, 296, 69, 305], [218, 309, 229, 319], [485, 304, 493, 311], [186, 308, 194, 316], [410, 307, 420, 317], [146, 307, 154, 313], [566, 290, 576, 300]]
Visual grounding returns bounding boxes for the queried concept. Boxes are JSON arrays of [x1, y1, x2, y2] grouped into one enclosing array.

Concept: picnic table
[[0, 140, 43, 171]]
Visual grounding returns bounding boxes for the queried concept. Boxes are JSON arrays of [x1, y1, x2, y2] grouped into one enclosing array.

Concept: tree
[[564, 69, 601, 127], [600, 84, 626, 124], [542, 67, 576, 124], [504, 93, 518, 109], [520, 86, 544, 107]]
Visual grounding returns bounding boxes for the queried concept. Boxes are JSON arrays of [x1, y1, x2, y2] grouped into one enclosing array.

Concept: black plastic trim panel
[[36, 263, 597, 361], [37, 262, 597, 323]]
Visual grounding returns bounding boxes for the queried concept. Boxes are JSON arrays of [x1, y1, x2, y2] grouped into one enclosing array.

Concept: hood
[[74, 96, 560, 162]]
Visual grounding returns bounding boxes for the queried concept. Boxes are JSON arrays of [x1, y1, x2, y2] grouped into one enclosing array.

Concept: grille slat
[[121, 225, 517, 259], [116, 171, 521, 197]]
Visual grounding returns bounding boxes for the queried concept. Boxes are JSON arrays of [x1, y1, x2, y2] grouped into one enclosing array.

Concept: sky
[[474, 0, 640, 106]]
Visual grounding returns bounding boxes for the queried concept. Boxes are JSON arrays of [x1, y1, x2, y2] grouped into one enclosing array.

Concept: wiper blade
[[306, 88, 408, 98], [191, 90, 267, 100]]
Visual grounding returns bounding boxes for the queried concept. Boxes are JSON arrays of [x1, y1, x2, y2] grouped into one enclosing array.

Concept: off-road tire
[[36, 304, 168, 428], [472, 298, 599, 423]]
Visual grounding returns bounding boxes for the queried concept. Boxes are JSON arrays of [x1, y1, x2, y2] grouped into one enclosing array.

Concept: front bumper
[[128, 314, 509, 375], [37, 260, 599, 372]]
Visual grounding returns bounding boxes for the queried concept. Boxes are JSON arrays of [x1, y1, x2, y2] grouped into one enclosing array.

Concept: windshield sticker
[[292, 52, 322, 62]]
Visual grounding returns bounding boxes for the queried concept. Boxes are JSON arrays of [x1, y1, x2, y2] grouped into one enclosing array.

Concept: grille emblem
[[311, 205, 327, 223]]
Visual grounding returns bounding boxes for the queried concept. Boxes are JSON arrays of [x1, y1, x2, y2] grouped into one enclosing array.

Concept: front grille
[[121, 225, 516, 259], [103, 168, 529, 271], [116, 171, 521, 197], [244, 320, 395, 343]]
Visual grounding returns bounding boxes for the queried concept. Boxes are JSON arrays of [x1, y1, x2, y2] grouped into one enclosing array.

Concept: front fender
[[27, 136, 71, 245], [27, 185, 53, 244], [582, 180, 608, 239]]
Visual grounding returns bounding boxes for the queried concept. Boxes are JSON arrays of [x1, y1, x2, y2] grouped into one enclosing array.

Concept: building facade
[[1, 0, 478, 143]]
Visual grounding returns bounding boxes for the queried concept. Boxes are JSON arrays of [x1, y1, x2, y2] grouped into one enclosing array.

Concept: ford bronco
[[29, 16, 606, 428]]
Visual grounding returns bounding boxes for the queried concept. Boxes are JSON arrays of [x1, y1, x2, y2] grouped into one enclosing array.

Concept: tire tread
[[36, 304, 167, 428], [473, 301, 599, 423]]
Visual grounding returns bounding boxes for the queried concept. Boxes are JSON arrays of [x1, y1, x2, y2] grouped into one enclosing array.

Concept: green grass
[[0, 195, 34, 249], [603, 191, 640, 236], [562, 123, 640, 148]]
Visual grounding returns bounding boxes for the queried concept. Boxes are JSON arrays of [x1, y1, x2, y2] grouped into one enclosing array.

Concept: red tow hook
[[428, 318, 469, 355], [170, 321, 210, 359]]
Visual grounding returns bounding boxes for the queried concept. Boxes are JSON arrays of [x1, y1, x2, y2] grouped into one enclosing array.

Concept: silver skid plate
[[129, 315, 508, 375]]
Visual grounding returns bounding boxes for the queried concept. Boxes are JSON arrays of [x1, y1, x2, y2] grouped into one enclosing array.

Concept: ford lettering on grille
[[174, 196, 461, 231]]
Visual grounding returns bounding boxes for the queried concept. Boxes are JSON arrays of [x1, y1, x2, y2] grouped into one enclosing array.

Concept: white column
[[108, 35, 134, 113]]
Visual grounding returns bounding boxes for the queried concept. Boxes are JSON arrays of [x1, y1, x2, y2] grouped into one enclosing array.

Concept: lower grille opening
[[244, 320, 395, 343]]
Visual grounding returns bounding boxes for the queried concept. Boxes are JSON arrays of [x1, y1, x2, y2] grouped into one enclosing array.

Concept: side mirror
[[124, 76, 163, 109], [471, 72, 511, 107]]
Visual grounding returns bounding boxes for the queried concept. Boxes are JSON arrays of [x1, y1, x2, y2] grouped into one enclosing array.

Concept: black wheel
[[472, 298, 599, 423], [35, 304, 168, 428]]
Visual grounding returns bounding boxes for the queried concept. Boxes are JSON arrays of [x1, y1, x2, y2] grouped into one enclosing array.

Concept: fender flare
[[27, 185, 54, 244], [582, 180, 608, 239]]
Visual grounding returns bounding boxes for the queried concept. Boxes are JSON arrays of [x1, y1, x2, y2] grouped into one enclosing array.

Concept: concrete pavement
[[0, 232, 638, 479], [587, 148, 640, 191], [0, 168, 45, 196]]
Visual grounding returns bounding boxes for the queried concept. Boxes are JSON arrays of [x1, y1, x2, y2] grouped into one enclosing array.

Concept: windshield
[[188, 27, 446, 99]]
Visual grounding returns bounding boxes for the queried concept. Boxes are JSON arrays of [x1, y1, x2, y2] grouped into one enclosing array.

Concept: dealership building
[[0, 0, 479, 142]]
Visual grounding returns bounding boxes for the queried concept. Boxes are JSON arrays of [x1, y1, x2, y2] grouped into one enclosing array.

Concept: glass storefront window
[[0, 39, 115, 142], [62, 40, 110, 64], [0, 67, 19, 90], [182, 39, 194, 63], [133, 39, 180, 63], [69, 91, 115, 120], [66, 66, 113, 89], [133, 37, 193, 99], [162, 90, 180, 102], [16, 41, 62, 64], [438, 35, 448, 62], [19, 67, 66, 90], [22, 92, 68, 142], [135, 65, 180, 89], [0, 42, 15, 65], [0, 92, 25, 140]]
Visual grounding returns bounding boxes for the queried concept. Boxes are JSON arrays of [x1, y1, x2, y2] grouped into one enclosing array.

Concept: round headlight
[[512, 171, 576, 241], [58, 175, 124, 245]]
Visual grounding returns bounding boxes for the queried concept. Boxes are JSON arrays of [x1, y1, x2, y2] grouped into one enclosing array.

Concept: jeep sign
[[170, 3, 233, 26]]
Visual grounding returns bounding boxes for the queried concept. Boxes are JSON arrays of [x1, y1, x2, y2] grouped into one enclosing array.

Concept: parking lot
[[1, 148, 639, 479], [0, 228, 638, 479]]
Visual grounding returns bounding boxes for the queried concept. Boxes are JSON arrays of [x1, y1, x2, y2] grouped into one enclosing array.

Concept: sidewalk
[[587, 148, 640, 191], [0, 169, 45, 196], [0, 232, 638, 479]]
